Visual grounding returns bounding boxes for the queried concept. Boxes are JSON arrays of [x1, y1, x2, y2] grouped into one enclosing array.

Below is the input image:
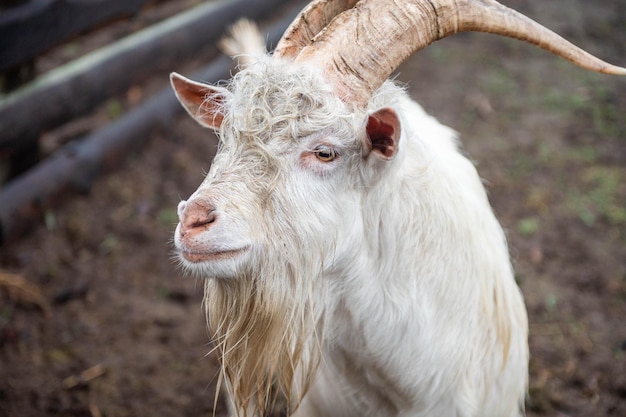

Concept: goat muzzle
[[177, 200, 217, 238]]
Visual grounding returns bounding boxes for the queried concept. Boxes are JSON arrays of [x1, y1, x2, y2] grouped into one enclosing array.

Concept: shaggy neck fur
[[201, 59, 351, 417], [203, 173, 327, 417]]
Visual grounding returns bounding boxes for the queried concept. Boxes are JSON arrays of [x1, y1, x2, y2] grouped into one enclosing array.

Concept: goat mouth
[[180, 247, 249, 263]]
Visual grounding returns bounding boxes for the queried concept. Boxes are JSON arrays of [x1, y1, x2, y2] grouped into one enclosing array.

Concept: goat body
[[288, 81, 529, 417], [173, 56, 527, 416]]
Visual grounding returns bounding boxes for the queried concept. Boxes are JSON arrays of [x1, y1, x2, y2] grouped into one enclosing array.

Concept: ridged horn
[[294, 0, 626, 107], [274, 0, 360, 59]]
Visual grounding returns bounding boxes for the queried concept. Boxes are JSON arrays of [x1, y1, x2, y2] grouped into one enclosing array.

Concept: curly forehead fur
[[218, 57, 364, 147]]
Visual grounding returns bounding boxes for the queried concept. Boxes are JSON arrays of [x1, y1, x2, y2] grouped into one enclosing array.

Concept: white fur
[[173, 54, 528, 417], [290, 90, 528, 417]]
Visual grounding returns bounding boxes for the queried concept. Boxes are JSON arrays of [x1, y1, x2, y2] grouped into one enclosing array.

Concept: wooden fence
[[0, 0, 305, 245]]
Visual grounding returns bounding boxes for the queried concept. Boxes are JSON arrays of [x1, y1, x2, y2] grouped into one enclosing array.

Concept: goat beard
[[203, 242, 325, 417]]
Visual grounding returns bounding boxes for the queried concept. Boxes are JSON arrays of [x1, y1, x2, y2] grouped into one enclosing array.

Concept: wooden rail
[[0, 0, 292, 165], [0, 2, 303, 245]]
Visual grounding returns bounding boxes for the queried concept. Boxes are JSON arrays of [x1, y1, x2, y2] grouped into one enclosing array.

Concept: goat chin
[[173, 55, 528, 417]]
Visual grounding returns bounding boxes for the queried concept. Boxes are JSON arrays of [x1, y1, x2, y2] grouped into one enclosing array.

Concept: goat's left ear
[[364, 107, 401, 160], [170, 72, 231, 129]]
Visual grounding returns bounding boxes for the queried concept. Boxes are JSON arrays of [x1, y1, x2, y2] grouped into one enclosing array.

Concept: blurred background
[[0, 0, 624, 416]]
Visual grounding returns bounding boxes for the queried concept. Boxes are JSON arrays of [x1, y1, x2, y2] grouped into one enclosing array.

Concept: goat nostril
[[189, 210, 217, 229]]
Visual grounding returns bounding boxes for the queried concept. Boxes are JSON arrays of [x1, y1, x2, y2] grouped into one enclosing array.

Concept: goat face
[[174, 60, 400, 281]]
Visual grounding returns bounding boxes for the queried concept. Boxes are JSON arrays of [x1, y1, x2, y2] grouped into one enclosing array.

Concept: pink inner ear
[[170, 73, 226, 129], [366, 108, 400, 160], [198, 91, 225, 128]]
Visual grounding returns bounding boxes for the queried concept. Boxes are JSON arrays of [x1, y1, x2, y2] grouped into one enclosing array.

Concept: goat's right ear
[[170, 72, 230, 129]]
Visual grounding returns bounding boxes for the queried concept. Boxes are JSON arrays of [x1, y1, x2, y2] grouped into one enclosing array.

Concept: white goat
[[170, 1, 625, 416]]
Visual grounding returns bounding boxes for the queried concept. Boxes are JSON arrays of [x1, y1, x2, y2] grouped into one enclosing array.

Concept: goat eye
[[313, 145, 337, 162]]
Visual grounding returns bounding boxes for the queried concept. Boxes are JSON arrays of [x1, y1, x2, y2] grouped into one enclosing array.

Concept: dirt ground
[[1, 0, 625, 416]]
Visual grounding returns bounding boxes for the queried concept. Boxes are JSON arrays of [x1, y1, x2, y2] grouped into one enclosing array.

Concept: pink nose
[[178, 200, 217, 237]]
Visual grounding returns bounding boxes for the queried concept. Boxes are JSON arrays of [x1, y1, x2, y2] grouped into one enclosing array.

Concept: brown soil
[[1, 0, 625, 416]]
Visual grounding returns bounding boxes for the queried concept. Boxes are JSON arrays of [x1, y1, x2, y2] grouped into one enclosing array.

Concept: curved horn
[[274, 0, 360, 59], [294, 0, 626, 107]]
